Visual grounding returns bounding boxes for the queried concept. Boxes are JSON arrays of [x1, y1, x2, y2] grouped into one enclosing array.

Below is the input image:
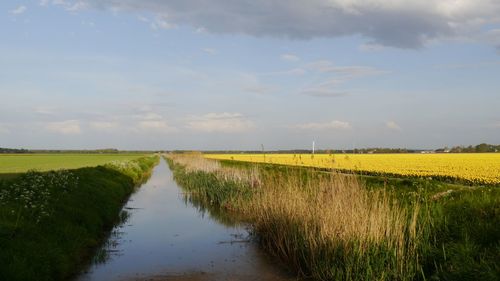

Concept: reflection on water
[[91, 210, 130, 265], [181, 191, 247, 228], [76, 159, 294, 281]]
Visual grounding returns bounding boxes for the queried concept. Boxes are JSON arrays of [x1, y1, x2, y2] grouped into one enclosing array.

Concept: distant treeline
[[446, 143, 500, 153], [198, 148, 420, 154], [198, 143, 500, 154], [0, 148, 160, 154], [0, 148, 31, 154], [2, 143, 498, 154]]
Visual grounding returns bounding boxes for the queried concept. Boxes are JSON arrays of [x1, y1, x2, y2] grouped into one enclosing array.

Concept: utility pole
[[261, 144, 265, 162]]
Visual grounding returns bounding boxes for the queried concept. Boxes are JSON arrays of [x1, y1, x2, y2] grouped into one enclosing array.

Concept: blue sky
[[1, 0, 499, 150]]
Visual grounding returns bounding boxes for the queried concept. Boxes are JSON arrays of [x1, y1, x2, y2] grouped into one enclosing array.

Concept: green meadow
[[0, 154, 145, 175]]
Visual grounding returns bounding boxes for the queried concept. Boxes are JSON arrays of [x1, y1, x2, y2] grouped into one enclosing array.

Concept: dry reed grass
[[168, 153, 261, 187], [167, 154, 424, 280], [248, 171, 422, 280]]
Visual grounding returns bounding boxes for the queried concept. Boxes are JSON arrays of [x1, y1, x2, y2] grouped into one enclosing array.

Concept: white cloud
[[261, 68, 306, 76], [137, 15, 149, 22], [0, 124, 10, 134], [241, 73, 275, 94], [481, 28, 500, 53], [131, 111, 177, 132], [300, 89, 349, 98], [138, 120, 176, 131], [89, 121, 119, 130], [195, 27, 207, 33], [489, 121, 500, 128], [280, 54, 300, 62], [202, 48, 216, 54], [186, 112, 254, 133], [296, 120, 351, 130], [301, 61, 386, 97], [81, 20, 95, 27], [34, 106, 57, 115], [10, 5, 27, 15], [46, 120, 82, 135], [45, 0, 87, 11], [45, 0, 500, 48], [66, 1, 87, 11], [314, 78, 344, 88], [307, 60, 387, 77], [358, 43, 387, 52], [244, 84, 274, 94], [435, 60, 500, 69], [386, 121, 401, 131], [151, 15, 175, 30], [136, 112, 163, 121], [286, 68, 306, 75]]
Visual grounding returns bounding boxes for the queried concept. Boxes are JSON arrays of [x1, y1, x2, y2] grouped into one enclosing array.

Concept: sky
[[1, 0, 499, 150]]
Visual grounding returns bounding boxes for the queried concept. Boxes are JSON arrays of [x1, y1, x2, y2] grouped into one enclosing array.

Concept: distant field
[[0, 154, 146, 174], [205, 153, 500, 185]]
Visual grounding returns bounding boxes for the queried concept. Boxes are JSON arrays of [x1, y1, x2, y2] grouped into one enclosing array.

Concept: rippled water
[[76, 159, 294, 281]]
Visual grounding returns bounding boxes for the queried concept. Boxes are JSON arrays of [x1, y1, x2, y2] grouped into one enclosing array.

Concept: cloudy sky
[[1, 0, 499, 150]]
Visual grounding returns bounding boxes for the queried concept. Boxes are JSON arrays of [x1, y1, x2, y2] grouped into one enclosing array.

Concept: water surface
[[77, 159, 294, 281]]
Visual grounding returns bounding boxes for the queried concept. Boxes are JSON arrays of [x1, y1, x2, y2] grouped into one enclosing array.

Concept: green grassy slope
[[0, 155, 158, 281]]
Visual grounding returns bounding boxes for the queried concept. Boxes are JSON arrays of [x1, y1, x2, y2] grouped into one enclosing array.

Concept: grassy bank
[[0, 155, 159, 281], [167, 154, 499, 281]]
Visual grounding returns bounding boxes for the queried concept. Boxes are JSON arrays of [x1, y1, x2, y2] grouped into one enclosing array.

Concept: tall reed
[[248, 171, 423, 280], [167, 154, 425, 280]]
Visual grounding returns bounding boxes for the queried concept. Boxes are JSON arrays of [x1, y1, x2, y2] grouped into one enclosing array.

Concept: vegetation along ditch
[[167, 153, 499, 281], [0, 155, 159, 281]]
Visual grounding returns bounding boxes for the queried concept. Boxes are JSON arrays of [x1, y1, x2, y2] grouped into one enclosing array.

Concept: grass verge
[[0, 155, 159, 281]]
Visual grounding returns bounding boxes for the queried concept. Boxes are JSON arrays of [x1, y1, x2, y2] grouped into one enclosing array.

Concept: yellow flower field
[[204, 153, 500, 185]]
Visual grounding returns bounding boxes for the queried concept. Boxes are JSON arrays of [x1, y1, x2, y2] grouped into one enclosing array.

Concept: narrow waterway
[[77, 159, 294, 281]]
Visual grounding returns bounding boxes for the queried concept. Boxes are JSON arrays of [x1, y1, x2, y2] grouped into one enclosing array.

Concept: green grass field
[[0, 154, 145, 174]]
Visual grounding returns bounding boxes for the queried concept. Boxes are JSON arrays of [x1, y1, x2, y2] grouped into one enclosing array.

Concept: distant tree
[[476, 143, 490, 152], [0, 147, 30, 154]]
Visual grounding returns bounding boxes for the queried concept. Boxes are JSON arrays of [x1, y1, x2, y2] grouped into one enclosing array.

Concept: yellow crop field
[[205, 153, 500, 185]]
